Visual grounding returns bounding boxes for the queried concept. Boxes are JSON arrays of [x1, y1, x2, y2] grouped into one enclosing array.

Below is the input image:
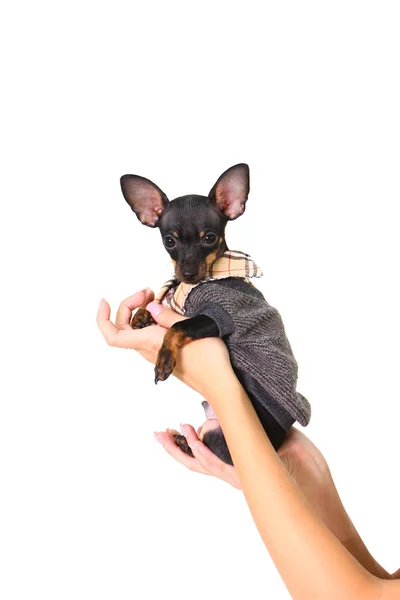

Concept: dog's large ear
[[120, 175, 169, 227], [208, 163, 249, 220]]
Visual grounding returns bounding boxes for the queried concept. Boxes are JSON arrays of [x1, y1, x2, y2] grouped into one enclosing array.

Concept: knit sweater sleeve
[[183, 284, 235, 337], [183, 277, 311, 428], [183, 278, 262, 338]]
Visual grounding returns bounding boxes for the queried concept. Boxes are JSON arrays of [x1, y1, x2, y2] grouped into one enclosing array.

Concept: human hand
[[96, 289, 186, 364], [154, 424, 330, 493], [278, 427, 330, 488], [97, 290, 232, 396], [154, 423, 241, 490]]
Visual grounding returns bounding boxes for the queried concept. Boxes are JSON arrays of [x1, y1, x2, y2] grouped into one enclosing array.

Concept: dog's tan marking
[[155, 330, 193, 381], [172, 231, 179, 238], [205, 245, 222, 270], [171, 258, 180, 280], [205, 238, 226, 275], [199, 231, 205, 239], [164, 329, 192, 353]]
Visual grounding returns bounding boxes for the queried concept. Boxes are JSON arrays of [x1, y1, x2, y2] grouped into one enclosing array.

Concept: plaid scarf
[[155, 250, 263, 316]]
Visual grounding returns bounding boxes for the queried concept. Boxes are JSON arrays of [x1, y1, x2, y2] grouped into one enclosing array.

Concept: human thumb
[[146, 301, 188, 328]]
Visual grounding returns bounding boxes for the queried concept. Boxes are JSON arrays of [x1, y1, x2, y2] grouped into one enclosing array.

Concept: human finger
[[154, 431, 209, 475], [97, 298, 146, 349], [146, 301, 189, 329], [181, 424, 241, 489], [115, 288, 155, 330]]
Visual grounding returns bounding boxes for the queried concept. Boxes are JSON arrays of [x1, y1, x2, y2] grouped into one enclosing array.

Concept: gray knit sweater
[[183, 278, 311, 430]]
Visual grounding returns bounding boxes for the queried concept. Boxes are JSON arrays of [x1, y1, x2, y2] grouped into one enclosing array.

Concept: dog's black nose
[[183, 270, 197, 282]]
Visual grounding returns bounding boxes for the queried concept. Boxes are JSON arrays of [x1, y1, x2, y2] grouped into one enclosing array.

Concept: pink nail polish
[[153, 432, 163, 445], [180, 423, 187, 436], [147, 301, 164, 316]]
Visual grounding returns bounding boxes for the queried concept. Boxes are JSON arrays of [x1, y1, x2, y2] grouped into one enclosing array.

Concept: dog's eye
[[164, 235, 176, 249], [204, 232, 217, 245]]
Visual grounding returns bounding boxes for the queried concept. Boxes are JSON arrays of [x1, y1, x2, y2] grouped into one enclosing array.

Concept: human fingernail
[[99, 297, 104, 307], [153, 432, 163, 445], [147, 301, 164, 316], [180, 423, 187, 436]]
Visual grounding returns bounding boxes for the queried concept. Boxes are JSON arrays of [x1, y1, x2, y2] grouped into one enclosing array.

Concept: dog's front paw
[[154, 346, 177, 384], [154, 329, 192, 384], [131, 308, 155, 329]]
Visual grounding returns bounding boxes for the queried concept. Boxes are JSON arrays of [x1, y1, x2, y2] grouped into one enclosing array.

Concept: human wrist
[[174, 337, 237, 397], [200, 364, 242, 403]]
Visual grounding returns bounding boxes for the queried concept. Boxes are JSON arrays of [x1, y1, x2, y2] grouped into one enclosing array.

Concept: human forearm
[[293, 459, 393, 580], [202, 374, 380, 600], [177, 338, 391, 580], [342, 531, 393, 580]]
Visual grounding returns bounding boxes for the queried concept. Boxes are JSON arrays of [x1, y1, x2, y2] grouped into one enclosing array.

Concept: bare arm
[[392, 568, 400, 579], [145, 299, 396, 585], [160, 423, 394, 581], [194, 356, 399, 600]]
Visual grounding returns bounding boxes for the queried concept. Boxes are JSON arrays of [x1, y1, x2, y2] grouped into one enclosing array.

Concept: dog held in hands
[[120, 164, 311, 465]]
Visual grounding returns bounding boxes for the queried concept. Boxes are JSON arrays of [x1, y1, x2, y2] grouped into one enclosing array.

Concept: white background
[[1, 2, 399, 599]]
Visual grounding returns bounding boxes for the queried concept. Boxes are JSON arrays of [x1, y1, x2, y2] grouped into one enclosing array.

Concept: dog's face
[[157, 195, 227, 283], [120, 164, 249, 284]]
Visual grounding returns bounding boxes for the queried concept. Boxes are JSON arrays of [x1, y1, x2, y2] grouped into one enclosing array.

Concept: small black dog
[[121, 164, 310, 464]]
